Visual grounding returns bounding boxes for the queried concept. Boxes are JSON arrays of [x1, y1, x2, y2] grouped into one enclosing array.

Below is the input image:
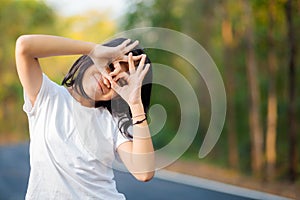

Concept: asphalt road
[[0, 143, 289, 200]]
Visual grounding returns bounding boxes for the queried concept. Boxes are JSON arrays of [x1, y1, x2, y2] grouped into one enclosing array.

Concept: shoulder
[[23, 74, 69, 114]]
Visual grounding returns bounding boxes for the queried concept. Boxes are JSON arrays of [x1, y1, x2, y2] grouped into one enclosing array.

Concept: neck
[[67, 87, 94, 108]]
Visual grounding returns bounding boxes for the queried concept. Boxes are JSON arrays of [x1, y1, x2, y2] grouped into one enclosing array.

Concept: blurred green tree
[[120, 0, 300, 182], [0, 0, 118, 144], [285, 0, 298, 182], [0, 0, 56, 142]]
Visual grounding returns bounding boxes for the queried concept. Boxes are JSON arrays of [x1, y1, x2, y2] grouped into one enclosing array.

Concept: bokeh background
[[0, 0, 299, 198]]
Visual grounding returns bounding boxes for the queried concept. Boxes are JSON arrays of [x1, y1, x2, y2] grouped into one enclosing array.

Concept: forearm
[[16, 34, 96, 58], [131, 104, 154, 153], [130, 103, 155, 175]]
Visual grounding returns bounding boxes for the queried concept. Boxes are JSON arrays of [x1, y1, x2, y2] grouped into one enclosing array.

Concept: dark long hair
[[62, 38, 152, 139]]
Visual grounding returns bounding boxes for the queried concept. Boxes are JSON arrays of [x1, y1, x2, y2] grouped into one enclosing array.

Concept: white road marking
[[155, 170, 294, 200]]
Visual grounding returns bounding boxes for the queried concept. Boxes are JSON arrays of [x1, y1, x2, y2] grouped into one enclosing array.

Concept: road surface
[[0, 142, 290, 200]]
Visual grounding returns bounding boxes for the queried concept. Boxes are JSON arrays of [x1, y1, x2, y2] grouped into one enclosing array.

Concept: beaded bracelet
[[133, 116, 147, 125], [132, 113, 146, 119]]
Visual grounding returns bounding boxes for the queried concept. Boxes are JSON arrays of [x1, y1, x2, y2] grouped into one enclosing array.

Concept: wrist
[[86, 42, 97, 55], [88, 44, 109, 69], [88, 44, 101, 57], [130, 103, 145, 117]]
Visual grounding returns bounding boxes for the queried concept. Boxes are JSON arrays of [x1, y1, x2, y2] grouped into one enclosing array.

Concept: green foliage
[[0, 0, 299, 183], [120, 0, 300, 181], [0, 0, 57, 141], [0, 1, 117, 142]]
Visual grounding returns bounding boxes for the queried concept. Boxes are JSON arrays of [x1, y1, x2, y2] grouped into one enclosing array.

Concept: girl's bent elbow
[[134, 171, 155, 182], [16, 35, 31, 55]]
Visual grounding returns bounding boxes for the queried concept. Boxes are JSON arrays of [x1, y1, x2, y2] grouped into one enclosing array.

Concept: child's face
[[81, 62, 129, 101]]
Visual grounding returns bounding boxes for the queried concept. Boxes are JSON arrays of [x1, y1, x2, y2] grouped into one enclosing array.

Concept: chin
[[97, 92, 116, 101]]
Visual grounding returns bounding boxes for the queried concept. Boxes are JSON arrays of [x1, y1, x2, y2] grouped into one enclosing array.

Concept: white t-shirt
[[23, 74, 131, 200]]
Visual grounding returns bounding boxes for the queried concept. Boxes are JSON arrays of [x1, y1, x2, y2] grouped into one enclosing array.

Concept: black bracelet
[[133, 116, 147, 125]]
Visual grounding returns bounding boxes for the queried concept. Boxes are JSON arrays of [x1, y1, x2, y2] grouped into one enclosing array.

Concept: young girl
[[15, 35, 155, 199]]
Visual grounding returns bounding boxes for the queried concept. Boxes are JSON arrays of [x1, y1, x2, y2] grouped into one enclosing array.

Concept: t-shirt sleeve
[[113, 117, 132, 151], [23, 74, 55, 116], [115, 128, 132, 149]]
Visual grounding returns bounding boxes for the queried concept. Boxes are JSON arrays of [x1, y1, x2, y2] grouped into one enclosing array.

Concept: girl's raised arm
[[15, 35, 95, 105]]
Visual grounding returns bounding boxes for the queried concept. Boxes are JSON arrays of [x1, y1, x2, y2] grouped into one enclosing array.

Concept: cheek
[[104, 90, 117, 100], [82, 77, 97, 97], [110, 90, 118, 99], [98, 90, 118, 102]]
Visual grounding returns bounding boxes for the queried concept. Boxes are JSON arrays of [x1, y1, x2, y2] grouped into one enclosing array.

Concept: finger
[[118, 39, 133, 55], [114, 55, 128, 63], [139, 63, 150, 80], [109, 62, 121, 76], [114, 39, 131, 59], [120, 39, 131, 49], [114, 54, 143, 64], [132, 54, 143, 61], [128, 52, 135, 74], [109, 79, 121, 92], [113, 71, 129, 82], [102, 77, 111, 88], [101, 72, 112, 88], [136, 54, 147, 73], [124, 40, 139, 54]]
